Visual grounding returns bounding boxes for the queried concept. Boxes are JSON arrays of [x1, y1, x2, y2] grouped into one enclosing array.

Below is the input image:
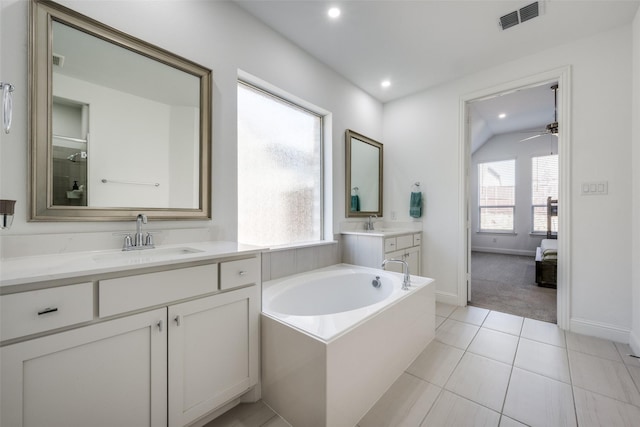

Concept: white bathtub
[[261, 264, 435, 427]]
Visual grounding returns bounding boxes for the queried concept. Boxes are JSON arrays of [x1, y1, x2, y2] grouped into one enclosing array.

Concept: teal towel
[[410, 192, 422, 218], [351, 195, 360, 212]]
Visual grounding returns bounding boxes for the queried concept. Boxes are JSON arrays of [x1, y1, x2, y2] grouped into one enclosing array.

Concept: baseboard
[[570, 317, 631, 344], [629, 329, 640, 355], [472, 247, 536, 257], [436, 291, 461, 306]]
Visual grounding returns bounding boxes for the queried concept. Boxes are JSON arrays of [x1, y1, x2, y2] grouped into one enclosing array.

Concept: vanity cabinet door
[[405, 246, 421, 276], [0, 308, 167, 427], [385, 246, 421, 276], [168, 285, 259, 427]]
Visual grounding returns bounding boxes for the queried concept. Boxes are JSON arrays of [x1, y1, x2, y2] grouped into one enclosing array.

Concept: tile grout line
[[497, 315, 525, 425], [561, 329, 581, 426]]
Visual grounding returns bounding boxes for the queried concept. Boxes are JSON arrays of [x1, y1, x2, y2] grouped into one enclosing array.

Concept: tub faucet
[[381, 259, 411, 291], [366, 214, 377, 231]]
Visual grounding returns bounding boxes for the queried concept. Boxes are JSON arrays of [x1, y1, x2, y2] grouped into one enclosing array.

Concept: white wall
[[383, 25, 634, 340], [471, 132, 558, 256], [0, 0, 382, 255], [631, 8, 640, 354]]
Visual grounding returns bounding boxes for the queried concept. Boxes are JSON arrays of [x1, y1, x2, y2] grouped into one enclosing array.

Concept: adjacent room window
[[531, 154, 558, 233], [478, 159, 516, 232], [237, 81, 323, 247]]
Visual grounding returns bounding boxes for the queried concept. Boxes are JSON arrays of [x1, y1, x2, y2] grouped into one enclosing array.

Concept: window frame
[[530, 154, 558, 234], [477, 158, 516, 234], [237, 80, 325, 247]]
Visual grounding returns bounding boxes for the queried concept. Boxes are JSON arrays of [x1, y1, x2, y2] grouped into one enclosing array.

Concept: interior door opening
[[464, 81, 562, 324]]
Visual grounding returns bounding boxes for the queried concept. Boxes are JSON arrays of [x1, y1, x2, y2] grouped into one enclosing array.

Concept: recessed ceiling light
[[381, 80, 391, 88], [498, 113, 507, 119], [328, 7, 341, 18]]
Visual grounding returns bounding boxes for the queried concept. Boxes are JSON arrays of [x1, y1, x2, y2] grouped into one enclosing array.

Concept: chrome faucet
[[381, 259, 411, 290], [135, 214, 147, 247], [366, 214, 377, 231], [122, 214, 155, 251]]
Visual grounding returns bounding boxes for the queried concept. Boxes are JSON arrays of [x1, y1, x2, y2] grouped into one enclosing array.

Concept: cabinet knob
[[238, 270, 247, 276], [157, 320, 164, 332], [174, 315, 181, 327]]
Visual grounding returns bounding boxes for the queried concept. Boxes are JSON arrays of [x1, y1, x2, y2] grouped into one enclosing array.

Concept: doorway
[[458, 68, 571, 329]]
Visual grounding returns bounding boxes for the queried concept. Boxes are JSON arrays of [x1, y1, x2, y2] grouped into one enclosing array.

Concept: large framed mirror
[[345, 129, 383, 218], [30, 0, 212, 221]]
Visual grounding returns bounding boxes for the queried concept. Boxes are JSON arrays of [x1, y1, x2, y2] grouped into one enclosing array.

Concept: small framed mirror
[[345, 129, 383, 218], [30, 0, 212, 221]]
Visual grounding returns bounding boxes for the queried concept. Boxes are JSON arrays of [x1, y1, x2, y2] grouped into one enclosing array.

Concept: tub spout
[[381, 259, 411, 290]]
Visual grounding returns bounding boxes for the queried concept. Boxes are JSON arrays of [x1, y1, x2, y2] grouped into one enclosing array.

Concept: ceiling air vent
[[52, 53, 65, 68], [519, 2, 539, 23], [499, 1, 544, 30], [499, 11, 520, 30]]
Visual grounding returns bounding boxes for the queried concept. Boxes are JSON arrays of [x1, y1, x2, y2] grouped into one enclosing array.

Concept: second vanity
[[0, 242, 262, 427], [342, 227, 422, 276]]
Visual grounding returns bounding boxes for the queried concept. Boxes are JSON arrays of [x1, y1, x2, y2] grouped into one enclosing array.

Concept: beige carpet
[[469, 251, 557, 324]]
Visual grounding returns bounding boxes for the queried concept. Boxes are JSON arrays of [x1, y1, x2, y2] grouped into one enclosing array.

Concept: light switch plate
[[581, 181, 608, 195]]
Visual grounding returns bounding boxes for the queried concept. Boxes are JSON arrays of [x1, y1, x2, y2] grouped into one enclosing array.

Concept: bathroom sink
[[92, 246, 204, 263]]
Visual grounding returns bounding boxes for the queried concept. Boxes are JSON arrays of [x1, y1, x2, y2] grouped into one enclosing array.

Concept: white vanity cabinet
[[342, 231, 422, 275], [0, 250, 261, 427], [168, 285, 259, 427], [1, 308, 168, 427]]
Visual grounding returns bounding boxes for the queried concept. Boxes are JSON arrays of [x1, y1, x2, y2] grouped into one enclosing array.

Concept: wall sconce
[[0, 200, 16, 229]]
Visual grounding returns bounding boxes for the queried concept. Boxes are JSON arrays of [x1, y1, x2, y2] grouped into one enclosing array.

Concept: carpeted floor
[[469, 251, 557, 324]]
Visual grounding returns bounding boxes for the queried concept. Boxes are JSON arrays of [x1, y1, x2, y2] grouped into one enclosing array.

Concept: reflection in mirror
[[51, 21, 201, 209], [345, 130, 383, 218], [31, 0, 212, 220]]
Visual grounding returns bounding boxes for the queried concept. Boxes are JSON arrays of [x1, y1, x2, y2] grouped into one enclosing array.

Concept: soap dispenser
[[72, 181, 79, 190]]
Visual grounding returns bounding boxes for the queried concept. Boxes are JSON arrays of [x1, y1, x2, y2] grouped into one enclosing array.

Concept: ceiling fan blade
[[519, 133, 543, 142], [518, 129, 546, 134]]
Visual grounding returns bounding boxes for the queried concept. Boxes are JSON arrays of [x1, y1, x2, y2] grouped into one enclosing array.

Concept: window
[[478, 159, 516, 232], [531, 154, 558, 233], [237, 82, 323, 246]]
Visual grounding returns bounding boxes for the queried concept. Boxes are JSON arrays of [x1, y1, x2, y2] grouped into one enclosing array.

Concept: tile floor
[[206, 304, 640, 427]]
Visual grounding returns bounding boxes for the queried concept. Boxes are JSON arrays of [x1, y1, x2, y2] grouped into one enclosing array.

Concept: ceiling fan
[[519, 84, 559, 142]]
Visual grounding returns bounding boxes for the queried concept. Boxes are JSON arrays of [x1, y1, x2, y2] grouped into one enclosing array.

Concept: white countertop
[[0, 241, 263, 289], [340, 228, 419, 237]]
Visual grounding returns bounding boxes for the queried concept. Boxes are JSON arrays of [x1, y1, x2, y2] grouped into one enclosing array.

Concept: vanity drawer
[[99, 264, 218, 318], [413, 233, 422, 246], [1, 283, 93, 341], [396, 234, 414, 250], [220, 256, 260, 290], [384, 238, 397, 253]]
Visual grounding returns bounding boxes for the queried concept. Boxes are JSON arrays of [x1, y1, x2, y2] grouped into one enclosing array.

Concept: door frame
[[458, 66, 572, 329]]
